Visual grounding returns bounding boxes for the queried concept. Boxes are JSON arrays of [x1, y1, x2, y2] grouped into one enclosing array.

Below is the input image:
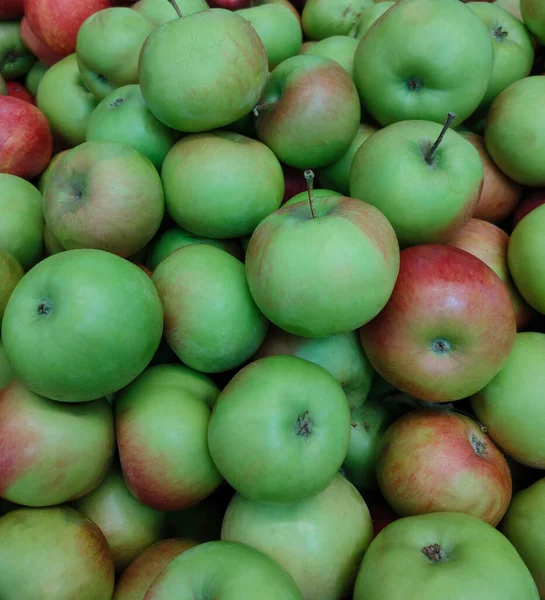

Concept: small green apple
[[304, 35, 359, 76], [25, 60, 48, 97], [0, 21, 35, 80], [132, 0, 209, 26], [302, 0, 373, 40]]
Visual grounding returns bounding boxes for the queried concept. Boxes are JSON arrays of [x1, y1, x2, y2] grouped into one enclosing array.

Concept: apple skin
[[246, 195, 400, 337], [521, 0, 545, 43], [0, 22, 36, 80], [0, 506, 115, 600], [360, 244, 517, 403], [0, 250, 23, 323], [508, 203, 545, 313], [38, 149, 70, 194], [368, 501, 398, 538], [0, 340, 15, 390], [37, 54, 98, 147], [144, 541, 304, 600], [496, 0, 523, 21], [0, 74, 6, 95], [353, 0, 494, 127], [472, 332, 545, 468], [0, 174, 44, 270], [283, 187, 340, 206], [1, 249, 164, 402], [0, 0, 24, 19], [303, 35, 358, 76], [139, 9, 268, 133], [350, 2, 394, 38], [161, 131, 284, 238], [302, 0, 373, 40], [44, 141, 165, 257], [353, 512, 540, 600], [25, 60, 48, 97], [19, 17, 65, 67], [446, 218, 535, 330], [512, 188, 545, 227], [501, 477, 545, 598], [254, 55, 361, 168], [350, 120, 483, 247], [6, 82, 34, 104], [113, 538, 198, 600], [222, 474, 373, 600], [132, 0, 209, 26], [0, 96, 53, 180]]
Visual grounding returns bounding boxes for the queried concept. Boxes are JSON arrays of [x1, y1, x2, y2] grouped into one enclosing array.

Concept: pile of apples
[[2, 0, 545, 598]]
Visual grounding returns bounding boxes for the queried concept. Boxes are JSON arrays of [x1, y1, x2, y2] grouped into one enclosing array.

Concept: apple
[[302, 0, 373, 40], [19, 17, 65, 67], [0, 74, 6, 95], [43, 224, 64, 256], [1, 249, 164, 402], [253, 326, 374, 409], [282, 164, 318, 203], [132, 0, 209, 26], [0, 506, 115, 599], [283, 187, 341, 206], [25, 60, 48, 97], [446, 218, 535, 330], [521, 0, 545, 43], [0, 96, 53, 179], [6, 81, 34, 104], [349, 1, 394, 38], [0, 0, 23, 19], [300, 40, 317, 53], [496, 0, 523, 20], [37, 54, 98, 147], [303, 35, 359, 76], [144, 541, 303, 600], [161, 131, 284, 238], [360, 244, 517, 402], [472, 332, 545, 468], [501, 477, 545, 598], [0, 250, 23, 323], [113, 538, 198, 600], [512, 188, 545, 227], [139, 9, 268, 132], [0, 22, 36, 80], [253, 55, 361, 168], [508, 203, 545, 313], [222, 474, 373, 600], [368, 500, 399, 538], [44, 141, 165, 257], [0, 340, 14, 390], [38, 149, 70, 194], [0, 174, 44, 270], [353, 0, 494, 127], [209, 0, 250, 7], [353, 512, 540, 600], [152, 244, 268, 373]]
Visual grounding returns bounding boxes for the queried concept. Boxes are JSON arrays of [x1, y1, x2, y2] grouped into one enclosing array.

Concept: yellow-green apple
[[208, 355, 351, 504], [0, 506, 115, 600], [496, 0, 522, 21], [0, 96, 53, 179], [0, 22, 35, 80], [512, 188, 545, 227], [0, 174, 44, 270], [72, 464, 166, 572], [6, 81, 34, 103], [116, 363, 223, 511], [113, 538, 198, 600], [86, 84, 178, 169], [1, 249, 163, 402], [446, 218, 535, 330], [360, 244, 517, 402], [25, 60, 48, 96], [152, 244, 268, 372], [161, 131, 283, 238], [283, 187, 341, 206], [37, 54, 98, 147], [350, 117, 483, 246], [44, 141, 164, 257], [472, 332, 545, 467], [144, 541, 303, 600], [0, 250, 23, 323], [485, 77, 545, 186], [353, 0, 494, 127], [302, 0, 373, 39], [349, 1, 394, 38], [502, 477, 545, 598], [0, 340, 14, 389], [254, 55, 361, 168], [253, 325, 374, 409], [303, 35, 359, 76], [508, 203, 545, 313], [38, 149, 70, 194], [19, 17, 65, 67], [139, 9, 268, 132], [353, 512, 540, 600], [521, 0, 545, 43], [0, 380, 114, 506], [222, 474, 373, 600], [0, 0, 23, 19], [132, 0, 209, 25]]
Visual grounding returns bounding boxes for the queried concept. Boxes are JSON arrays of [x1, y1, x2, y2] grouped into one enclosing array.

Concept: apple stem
[[167, 0, 184, 17], [304, 170, 317, 219], [252, 101, 277, 117], [425, 112, 456, 165]]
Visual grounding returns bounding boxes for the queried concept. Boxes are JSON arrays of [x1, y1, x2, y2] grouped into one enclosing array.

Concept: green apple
[[152, 244, 268, 372], [38, 149, 70, 195], [350, 118, 483, 246], [0, 506, 115, 600], [77, 7, 155, 100], [497, 0, 522, 21], [132, 0, 209, 26], [0, 21, 35, 80], [353, 0, 494, 127], [501, 477, 545, 598], [44, 225, 64, 256], [86, 84, 178, 170], [485, 76, 545, 186], [521, 0, 545, 43], [222, 474, 373, 600], [283, 187, 341, 206], [302, 0, 373, 40], [0, 249, 23, 323], [25, 60, 48, 97], [72, 464, 166, 572], [0, 339, 14, 389], [304, 35, 359, 76], [0, 174, 43, 270], [472, 332, 545, 468], [44, 141, 164, 257], [1, 249, 164, 402], [353, 512, 539, 600], [161, 131, 284, 238], [317, 123, 378, 195], [37, 54, 98, 146], [208, 355, 351, 504], [139, 9, 268, 132], [350, 2, 395, 38]]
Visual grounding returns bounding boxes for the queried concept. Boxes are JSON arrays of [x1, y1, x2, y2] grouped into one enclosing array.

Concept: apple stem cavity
[[430, 338, 451, 355], [304, 169, 317, 219], [296, 410, 313, 437], [167, 0, 184, 17], [469, 433, 487, 457], [37, 299, 53, 317], [252, 101, 277, 117], [493, 26, 508, 42], [425, 112, 456, 165], [422, 543, 447, 563]]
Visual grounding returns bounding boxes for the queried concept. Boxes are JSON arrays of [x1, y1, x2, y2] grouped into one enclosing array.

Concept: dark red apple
[[281, 163, 310, 204], [20, 17, 65, 67], [6, 81, 34, 104], [512, 188, 545, 228], [208, 0, 251, 8], [368, 500, 399, 538], [0, 0, 24, 18]]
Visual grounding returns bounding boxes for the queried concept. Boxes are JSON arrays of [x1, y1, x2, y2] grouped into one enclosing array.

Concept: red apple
[[377, 409, 512, 526], [0, 96, 52, 179], [5, 81, 34, 104], [281, 163, 309, 204], [19, 17, 65, 67], [512, 188, 545, 228], [360, 244, 517, 403], [367, 500, 399, 538], [0, 0, 24, 19], [208, 0, 251, 8]]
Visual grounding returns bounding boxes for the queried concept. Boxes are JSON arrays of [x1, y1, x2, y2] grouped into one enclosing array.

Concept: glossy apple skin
[[360, 244, 517, 402], [513, 188, 545, 227], [0, 0, 24, 19], [0, 96, 52, 179], [19, 17, 65, 67], [0, 250, 23, 323]]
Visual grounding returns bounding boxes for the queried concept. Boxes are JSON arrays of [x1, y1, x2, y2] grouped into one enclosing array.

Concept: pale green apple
[[38, 150, 70, 195], [25, 60, 48, 97], [283, 188, 341, 206], [132, 0, 209, 26], [304, 35, 359, 76], [0, 340, 14, 389], [0, 249, 23, 323], [302, 0, 373, 40], [350, 2, 394, 38], [0, 21, 35, 80], [521, 0, 545, 43]]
